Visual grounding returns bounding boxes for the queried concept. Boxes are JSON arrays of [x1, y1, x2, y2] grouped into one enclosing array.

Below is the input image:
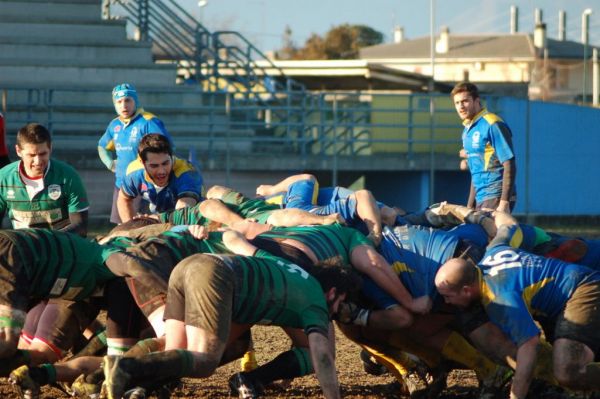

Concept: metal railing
[[102, 0, 315, 148]]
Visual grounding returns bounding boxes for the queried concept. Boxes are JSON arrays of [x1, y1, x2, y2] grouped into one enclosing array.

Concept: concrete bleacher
[[0, 0, 253, 157], [0, 0, 260, 216]]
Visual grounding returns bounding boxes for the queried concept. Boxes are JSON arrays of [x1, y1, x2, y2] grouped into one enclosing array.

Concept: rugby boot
[[229, 372, 264, 399], [71, 373, 102, 399], [123, 386, 146, 399], [359, 349, 388, 376], [9, 365, 40, 399], [101, 356, 131, 399], [478, 365, 513, 399]]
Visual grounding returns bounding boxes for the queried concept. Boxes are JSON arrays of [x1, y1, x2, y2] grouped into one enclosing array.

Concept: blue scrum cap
[[112, 83, 138, 105]]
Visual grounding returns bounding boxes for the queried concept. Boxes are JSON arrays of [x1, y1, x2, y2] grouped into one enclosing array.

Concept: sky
[[179, 0, 600, 53]]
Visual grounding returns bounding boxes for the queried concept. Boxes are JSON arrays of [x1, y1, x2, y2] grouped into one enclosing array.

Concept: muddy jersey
[[127, 230, 230, 263], [0, 229, 119, 301], [0, 160, 89, 230], [257, 224, 371, 266], [213, 251, 329, 335], [479, 225, 600, 345]]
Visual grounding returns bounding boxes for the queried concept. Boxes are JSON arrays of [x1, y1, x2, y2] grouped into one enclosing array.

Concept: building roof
[[253, 59, 452, 91], [360, 33, 598, 61]]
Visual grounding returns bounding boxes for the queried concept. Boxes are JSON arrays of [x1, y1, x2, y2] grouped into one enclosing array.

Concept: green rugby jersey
[[257, 224, 371, 266], [158, 203, 209, 226], [127, 231, 230, 264], [214, 251, 329, 335], [1, 229, 118, 301], [221, 191, 279, 224], [0, 160, 89, 230]]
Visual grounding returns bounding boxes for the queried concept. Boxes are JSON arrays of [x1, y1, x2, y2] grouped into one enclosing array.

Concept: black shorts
[[22, 299, 101, 356]]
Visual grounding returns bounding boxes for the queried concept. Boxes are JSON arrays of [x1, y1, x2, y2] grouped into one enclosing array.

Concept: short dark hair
[[138, 134, 172, 161], [311, 265, 362, 300], [16, 123, 52, 148], [451, 82, 479, 100]]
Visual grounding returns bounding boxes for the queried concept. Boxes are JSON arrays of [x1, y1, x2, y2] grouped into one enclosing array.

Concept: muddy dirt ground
[[0, 325, 483, 399]]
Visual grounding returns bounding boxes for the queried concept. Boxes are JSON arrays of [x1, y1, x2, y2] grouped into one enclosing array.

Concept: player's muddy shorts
[[22, 299, 101, 356], [550, 281, 600, 354], [0, 235, 30, 311], [107, 248, 173, 318], [164, 254, 235, 343]]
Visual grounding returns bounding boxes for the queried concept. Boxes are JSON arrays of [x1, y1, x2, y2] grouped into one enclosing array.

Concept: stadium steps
[[0, 0, 178, 88]]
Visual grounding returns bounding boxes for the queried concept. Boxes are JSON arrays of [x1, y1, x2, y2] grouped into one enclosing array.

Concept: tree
[[279, 24, 384, 60], [276, 25, 298, 60]]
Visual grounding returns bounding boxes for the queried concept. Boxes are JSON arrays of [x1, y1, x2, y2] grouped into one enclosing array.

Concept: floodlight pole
[[582, 9, 592, 104], [428, 0, 436, 205]]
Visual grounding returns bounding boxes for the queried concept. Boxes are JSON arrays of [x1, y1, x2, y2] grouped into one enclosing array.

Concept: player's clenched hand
[[409, 295, 432, 315]]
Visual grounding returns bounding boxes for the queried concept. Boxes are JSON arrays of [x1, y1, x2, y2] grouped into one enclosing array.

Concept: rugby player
[[98, 83, 173, 224], [435, 208, 600, 398], [118, 134, 203, 222], [101, 250, 358, 399]]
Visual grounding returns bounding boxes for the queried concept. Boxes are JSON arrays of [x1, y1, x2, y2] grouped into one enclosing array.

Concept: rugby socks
[[72, 330, 108, 358], [115, 350, 195, 380], [246, 347, 313, 386], [441, 331, 496, 381], [240, 350, 258, 372], [387, 333, 441, 369], [123, 338, 163, 357], [361, 344, 414, 381], [0, 350, 31, 377], [27, 364, 57, 386], [81, 338, 163, 385], [107, 343, 131, 356], [533, 340, 558, 385]]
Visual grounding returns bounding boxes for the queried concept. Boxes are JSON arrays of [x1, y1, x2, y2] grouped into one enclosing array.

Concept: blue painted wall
[[496, 98, 600, 215], [366, 98, 600, 215]]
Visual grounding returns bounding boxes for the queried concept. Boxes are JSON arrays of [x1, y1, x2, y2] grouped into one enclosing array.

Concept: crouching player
[[434, 205, 600, 398], [101, 250, 359, 399]]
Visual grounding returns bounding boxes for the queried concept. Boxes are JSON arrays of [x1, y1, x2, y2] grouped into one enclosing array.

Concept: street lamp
[[582, 8, 592, 104], [198, 0, 208, 24]]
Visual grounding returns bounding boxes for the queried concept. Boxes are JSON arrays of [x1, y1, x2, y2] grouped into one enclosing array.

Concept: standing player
[[451, 82, 516, 213], [98, 83, 173, 223]]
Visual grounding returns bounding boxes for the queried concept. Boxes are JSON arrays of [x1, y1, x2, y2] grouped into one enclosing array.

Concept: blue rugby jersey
[[462, 109, 515, 203], [98, 109, 172, 188], [121, 157, 203, 213], [478, 225, 600, 346], [379, 225, 459, 299]]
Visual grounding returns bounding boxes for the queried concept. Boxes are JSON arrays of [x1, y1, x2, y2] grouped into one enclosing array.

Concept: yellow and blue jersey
[[462, 109, 515, 203], [98, 109, 172, 188], [362, 225, 461, 309], [121, 157, 203, 213], [479, 225, 600, 346]]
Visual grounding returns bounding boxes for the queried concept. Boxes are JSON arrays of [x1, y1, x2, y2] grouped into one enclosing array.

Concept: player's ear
[[326, 287, 337, 302]]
